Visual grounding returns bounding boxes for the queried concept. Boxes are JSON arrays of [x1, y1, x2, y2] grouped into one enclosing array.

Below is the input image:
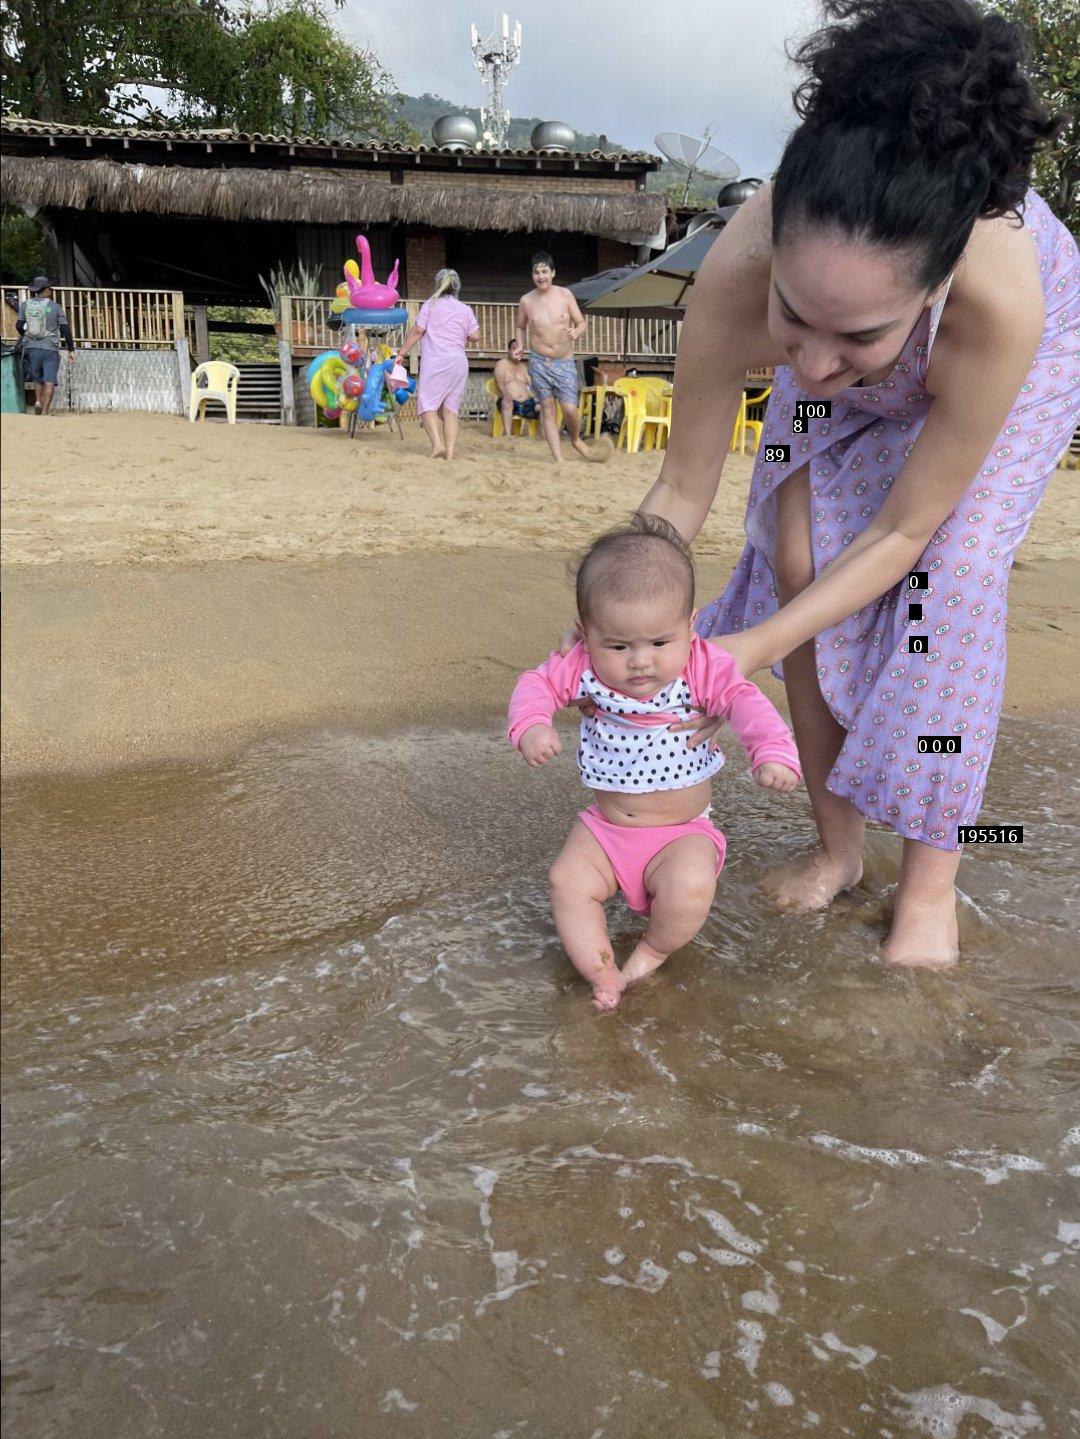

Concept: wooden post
[[279, 340, 296, 426], [174, 336, 192, 417], [192, 305, 209, 363], [171, 291, 185, 347]]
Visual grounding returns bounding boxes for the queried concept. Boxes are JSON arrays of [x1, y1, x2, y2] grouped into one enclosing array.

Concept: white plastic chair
[[189, 361, 239, 424]]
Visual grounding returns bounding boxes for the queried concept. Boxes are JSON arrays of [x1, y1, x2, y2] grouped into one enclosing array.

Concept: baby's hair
[[574, 513, 695, 626]]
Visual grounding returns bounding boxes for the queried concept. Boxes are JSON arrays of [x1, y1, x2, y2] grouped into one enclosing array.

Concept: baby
[[508, 514, 802, 1010]]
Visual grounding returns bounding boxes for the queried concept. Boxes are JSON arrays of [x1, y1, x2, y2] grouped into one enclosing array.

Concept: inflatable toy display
[[308, 231, 415, 435]]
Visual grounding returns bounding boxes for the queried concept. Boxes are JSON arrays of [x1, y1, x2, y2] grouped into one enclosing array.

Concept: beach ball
[[342, 373, 363, 399], [340, 342, 361, 364], [324, 407, 341, 420]]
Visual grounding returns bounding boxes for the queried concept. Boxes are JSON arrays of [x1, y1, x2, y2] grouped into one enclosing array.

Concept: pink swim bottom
[[578, 804, 727, 916]]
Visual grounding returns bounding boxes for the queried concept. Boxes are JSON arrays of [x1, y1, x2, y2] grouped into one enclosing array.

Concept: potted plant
[[260, 262, 322, 347]]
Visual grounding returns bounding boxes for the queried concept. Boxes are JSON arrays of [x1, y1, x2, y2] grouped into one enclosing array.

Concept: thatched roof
[[0, 154, 666, 242], [1, 115, 660, 165]]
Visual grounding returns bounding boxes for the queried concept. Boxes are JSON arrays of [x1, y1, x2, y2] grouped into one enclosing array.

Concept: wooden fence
[[283, 296, 682, 363], [2, 286, 185, 348]]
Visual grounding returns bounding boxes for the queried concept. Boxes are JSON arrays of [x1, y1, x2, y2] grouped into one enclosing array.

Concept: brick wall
[[596, 238, 636, 270], [404, 228, 447, 298]]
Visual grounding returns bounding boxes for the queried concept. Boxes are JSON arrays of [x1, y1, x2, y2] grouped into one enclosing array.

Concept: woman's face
[[769, 229, 944, 397]]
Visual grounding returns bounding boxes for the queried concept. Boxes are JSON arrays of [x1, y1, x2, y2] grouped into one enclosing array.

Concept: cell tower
[[469, 14, 522, 150]]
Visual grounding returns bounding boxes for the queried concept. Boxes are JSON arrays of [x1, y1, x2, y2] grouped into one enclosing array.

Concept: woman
[[640, 0, 1078, 968], [396, 269, 481, 461]]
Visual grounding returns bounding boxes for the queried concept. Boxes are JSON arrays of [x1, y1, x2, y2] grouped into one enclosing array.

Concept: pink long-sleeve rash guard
[[508, 638, 801, 791]]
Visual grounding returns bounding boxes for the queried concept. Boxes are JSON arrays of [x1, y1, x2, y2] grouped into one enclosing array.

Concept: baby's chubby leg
[[622, 836, 719, 986], [548, 822, 624, 1011]]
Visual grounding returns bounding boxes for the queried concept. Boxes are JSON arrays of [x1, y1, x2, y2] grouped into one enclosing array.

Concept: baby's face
[[583, 591, 695, 698]]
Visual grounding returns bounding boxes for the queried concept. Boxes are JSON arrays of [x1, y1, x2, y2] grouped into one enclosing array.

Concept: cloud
[[341, 0, 821, 177]]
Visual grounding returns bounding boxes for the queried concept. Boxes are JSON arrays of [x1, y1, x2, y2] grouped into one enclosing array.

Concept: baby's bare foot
[[883, 892, 959, 970], [590, 949, 625, 1011], [621, 940, 668, 987], [761, 849, 863, 913]]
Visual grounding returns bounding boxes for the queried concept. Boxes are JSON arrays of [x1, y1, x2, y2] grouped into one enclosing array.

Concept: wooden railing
[[1, 286, 185, 348], [283, 296, 683, 363]]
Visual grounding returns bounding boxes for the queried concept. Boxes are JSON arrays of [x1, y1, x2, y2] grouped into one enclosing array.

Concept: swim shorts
[[25, 347, 60, 384], [527, 354, 579, 407], [512, 397, 538, 418]]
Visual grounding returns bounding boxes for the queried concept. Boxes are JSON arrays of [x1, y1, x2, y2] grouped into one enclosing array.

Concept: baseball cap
[[29, 275, 52, 293]]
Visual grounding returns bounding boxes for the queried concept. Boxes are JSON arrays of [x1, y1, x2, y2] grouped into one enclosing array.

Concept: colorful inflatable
[[309, 230, 414, 429], [329, 233, 402, 317], [306, 346, 415, 425]]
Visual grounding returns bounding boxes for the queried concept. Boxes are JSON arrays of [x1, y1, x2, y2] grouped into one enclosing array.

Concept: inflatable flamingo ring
[[344, 234, 401, 310]]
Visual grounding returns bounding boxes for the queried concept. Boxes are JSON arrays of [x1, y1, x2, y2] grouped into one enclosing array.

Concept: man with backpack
[[16, 276, 75, 415]]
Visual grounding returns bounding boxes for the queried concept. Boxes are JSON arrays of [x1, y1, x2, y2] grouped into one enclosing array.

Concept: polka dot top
[[574, 668, 725, 793], [508, 638, 802, 793]]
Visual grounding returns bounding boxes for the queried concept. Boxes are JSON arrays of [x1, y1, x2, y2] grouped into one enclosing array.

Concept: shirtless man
[[492, 341, 537, 437], [511, 252, 600, 462]]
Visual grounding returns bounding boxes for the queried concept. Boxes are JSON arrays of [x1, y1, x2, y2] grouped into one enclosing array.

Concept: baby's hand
[[754, 762, 799, 793], [520, 723, 562, 767]]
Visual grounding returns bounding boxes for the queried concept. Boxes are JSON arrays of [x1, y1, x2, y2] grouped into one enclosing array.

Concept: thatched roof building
[[1, 118, 665, 304]]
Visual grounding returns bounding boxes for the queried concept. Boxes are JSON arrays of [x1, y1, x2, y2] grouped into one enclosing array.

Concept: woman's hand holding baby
[[754, 762, 799, 792], [519, 724, 562, 767]]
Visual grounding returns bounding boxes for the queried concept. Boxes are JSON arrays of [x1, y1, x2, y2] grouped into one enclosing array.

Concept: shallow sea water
[[2, 716, 1079, 1438]]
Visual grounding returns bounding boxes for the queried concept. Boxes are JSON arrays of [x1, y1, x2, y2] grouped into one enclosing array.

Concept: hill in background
[[390, 92, 726, 207]]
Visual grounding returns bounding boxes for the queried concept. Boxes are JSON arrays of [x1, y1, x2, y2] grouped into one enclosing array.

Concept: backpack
[[24, 297, 52, 341]]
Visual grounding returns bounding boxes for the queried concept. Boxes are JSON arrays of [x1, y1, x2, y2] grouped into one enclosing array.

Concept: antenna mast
[[469, 14, 522, 149]]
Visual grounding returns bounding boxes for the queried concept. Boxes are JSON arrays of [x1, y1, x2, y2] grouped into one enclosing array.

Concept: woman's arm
[[638, 186, 778, 543], [395, 323, 425, 363], [730, 264, 1045, 676]]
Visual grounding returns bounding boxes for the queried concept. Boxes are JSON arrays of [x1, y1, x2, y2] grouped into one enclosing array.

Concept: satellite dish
[[654, 127, 738, 203]]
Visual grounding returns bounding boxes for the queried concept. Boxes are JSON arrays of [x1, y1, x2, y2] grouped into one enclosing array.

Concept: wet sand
[[2, 413, 1079, 776]]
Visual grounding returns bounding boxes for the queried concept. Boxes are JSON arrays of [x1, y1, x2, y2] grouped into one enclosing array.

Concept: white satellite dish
[[654, 127, 739, 203]]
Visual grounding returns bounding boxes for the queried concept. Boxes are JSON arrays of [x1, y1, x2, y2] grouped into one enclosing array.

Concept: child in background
[[509, 515, 801, 1011]]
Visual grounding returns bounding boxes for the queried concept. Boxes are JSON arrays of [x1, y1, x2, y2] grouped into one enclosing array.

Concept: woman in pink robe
[[396, 269, 481, 461]]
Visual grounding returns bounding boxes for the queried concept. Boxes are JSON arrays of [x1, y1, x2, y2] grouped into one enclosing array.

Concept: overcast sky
[[340, 0, 818, 180]]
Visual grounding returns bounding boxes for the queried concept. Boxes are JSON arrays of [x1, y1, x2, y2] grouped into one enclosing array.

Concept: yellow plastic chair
[[732, 385, 773, 455], [614, 377, 671, 453], [486, 377, 539, 438], [189, 361, 239, 424]]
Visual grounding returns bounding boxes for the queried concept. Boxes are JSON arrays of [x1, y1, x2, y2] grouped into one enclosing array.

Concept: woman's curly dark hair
[[772, 0, 1066, 289]]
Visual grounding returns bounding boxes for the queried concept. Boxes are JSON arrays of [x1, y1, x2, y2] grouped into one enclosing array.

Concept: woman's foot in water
[[620, 938, 668, 989], [883, 889, 959, 970], [761, 848, 863, 913]]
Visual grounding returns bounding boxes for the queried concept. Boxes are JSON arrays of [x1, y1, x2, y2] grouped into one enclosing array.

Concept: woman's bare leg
[[761, 466, 865, 911], [441, 407, 460, 461], [884, 840, 961, 968], [548, 823, 624, 1010], [420, 410, 446, 458]]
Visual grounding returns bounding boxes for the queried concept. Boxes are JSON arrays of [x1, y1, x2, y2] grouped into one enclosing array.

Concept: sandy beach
[[2, 410, 1078, 775]]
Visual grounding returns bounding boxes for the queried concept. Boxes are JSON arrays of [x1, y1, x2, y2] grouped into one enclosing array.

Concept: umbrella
[[573, 214, 735, 314]]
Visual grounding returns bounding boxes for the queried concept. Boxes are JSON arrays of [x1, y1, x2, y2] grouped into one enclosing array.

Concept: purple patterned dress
[[697, 190, 1079, 850]]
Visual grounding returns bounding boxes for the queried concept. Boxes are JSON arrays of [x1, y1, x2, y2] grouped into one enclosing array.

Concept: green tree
[[0, 0, 405, 139], [986, 0, 1079, 229]]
